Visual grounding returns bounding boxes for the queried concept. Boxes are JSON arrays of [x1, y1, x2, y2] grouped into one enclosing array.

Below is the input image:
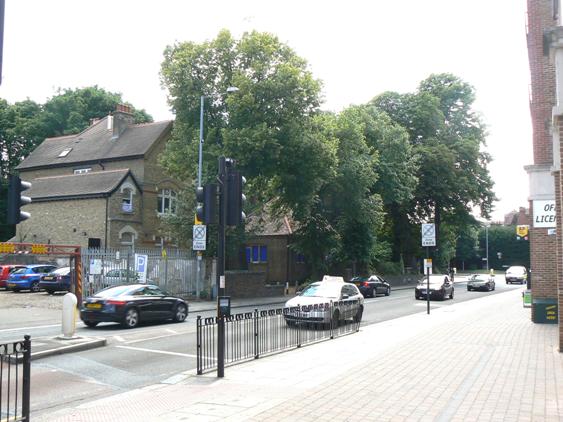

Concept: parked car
[[350, 275, 391, 298], [505, 266, 527, 284], [80, 284, 188, 328], [284, 276, 364, 327], [0, 265, 26, 289], [467, 274, 495, 291], [38, 267, 72, 294], [415, 275, 454, 300], [6, 264, 58, 292]]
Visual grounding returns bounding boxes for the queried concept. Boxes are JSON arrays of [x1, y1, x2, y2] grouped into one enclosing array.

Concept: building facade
[[14, 105, 179, 251]]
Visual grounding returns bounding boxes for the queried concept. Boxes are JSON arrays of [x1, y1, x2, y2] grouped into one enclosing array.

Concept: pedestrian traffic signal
[[196, 184, 217, 224], [226, 170, 246, 226], [7, 175, 31, 225]]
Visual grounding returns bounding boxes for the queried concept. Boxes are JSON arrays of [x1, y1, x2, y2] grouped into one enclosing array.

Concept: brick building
[[527, 0, 561, 348], [14, 105, 178, 250]]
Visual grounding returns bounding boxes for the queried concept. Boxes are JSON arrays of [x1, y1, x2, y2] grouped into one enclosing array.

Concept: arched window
[[120, 182, 136, 213], [157, 189, 177, 215]]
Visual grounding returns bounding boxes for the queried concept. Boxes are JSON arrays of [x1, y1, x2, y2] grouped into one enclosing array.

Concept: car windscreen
[[95, 285, 136, 297], [470, 277, 487, 282], [52, 268, 70, 275], [300, 283, 341, 298], [419, 278, 445, 285]]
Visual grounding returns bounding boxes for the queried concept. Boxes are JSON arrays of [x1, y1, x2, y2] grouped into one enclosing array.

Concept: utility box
[[523, 290, 532, 308], [533, 298, 558, 324]]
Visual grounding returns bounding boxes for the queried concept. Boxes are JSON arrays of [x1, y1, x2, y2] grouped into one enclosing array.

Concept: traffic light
[[196, 184, 217, 224], [497, 252, 502, 259], [226, 170, 246, 226], [7, 175, 31, 225]]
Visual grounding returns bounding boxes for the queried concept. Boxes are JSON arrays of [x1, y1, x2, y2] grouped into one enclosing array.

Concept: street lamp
[[197, 86, 239, 188]]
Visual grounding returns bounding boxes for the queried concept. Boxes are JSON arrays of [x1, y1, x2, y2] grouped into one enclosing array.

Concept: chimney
[[110, 104, 134, 140]]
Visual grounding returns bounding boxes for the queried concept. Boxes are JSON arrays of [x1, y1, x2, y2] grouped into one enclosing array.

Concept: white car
[[284, 276, 364, 327], [505, 266, 527, 284]]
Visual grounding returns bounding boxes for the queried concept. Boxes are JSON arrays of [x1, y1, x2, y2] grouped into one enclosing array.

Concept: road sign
[[193, 225, 207, 251], [135, 254, 148, 283], [421, 223, 436, 247]]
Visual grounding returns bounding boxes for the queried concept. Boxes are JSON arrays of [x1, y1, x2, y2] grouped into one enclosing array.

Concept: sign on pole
[[421, 223, 436, 247], [193, 225, 207, 251], [134, 254, 148, 283]]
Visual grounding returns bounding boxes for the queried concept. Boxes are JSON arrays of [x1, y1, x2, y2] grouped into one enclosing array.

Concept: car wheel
[[122, 308, 139, 329], [449, 289, 454, 299], [415, 294, 420, 300], [173, 304, 188, 323], [354, 306, 363, 323], [467, 287, 471, 291], [84, 321, 98, 328], [30, 281, 40, 293], [371, 288, 376, 298], [492, 284, 495, 291], [385, 287, 391, 296], [46, 290, 55, 295]]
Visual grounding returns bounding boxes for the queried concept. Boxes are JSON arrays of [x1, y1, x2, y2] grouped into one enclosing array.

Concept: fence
[[80, 248, 215, 298], [197, 300, 361, 374], [0, 336, 30, 422]]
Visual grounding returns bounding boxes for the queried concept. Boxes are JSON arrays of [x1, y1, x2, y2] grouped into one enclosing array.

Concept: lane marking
[[113, 336, 126, 342], [0, 323, 60, 333], [115, 345, 196, 358], [165, 328, 178, 334], [125, 332, 183, 345]]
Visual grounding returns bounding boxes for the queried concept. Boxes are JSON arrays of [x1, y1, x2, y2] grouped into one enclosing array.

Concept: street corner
[[26, 335, 107, 362]]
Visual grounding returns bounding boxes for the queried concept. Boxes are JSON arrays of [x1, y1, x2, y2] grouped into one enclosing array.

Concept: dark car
[[80, 284, 188, 329], [7, 264, 58, 292], [467, 274, 495, 292], [0, 265, 26, 289], [415, 275, 454, 300], [350, 275, 391, 298], [38, 267, 72, 294]]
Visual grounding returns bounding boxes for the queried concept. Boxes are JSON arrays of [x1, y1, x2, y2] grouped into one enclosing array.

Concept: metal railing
[[197, 300, 362, 374], [1, 336, 31, 422]]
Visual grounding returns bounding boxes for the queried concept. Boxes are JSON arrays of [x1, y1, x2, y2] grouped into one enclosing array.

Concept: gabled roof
[[16, 116, 172, 170], [27, 169, 139, 201], [246, 202, 295, 236]]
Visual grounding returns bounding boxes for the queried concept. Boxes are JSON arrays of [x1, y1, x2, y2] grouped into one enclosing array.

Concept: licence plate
[[43, 276, 54, 281], [86, 303, 102, 309], [8, 283, 15, 287]]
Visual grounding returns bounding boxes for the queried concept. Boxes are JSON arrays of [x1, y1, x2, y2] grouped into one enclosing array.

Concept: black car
[[350, 275, 391, 298], [80, 284, 188, 328], [415, 275, 454, 300], [38, 267, 72, 294]]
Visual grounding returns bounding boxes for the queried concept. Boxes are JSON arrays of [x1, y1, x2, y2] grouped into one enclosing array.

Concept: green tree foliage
[[479, 225, 530, 271], [371, 73, 496, 268]]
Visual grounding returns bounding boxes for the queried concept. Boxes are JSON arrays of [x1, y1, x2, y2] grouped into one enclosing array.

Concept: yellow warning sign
[[516, 225, 529, 238], [0, 243, 15, 253], [31, 244, 49, 254]]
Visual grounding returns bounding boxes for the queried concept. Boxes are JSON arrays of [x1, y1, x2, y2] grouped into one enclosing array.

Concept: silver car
[[284, 276, 364, 327], [415, 275, 454, 300]]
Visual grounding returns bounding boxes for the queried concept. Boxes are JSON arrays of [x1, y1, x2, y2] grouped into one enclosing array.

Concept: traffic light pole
[[217, 156, 227, 378]]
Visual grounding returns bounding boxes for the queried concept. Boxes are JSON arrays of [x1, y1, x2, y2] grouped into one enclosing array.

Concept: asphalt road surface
[[0, 278, 525, 418]]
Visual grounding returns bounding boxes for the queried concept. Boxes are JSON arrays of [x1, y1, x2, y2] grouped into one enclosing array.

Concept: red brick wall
[[527, 0, 558, 164], [556, 171, 563, 347]]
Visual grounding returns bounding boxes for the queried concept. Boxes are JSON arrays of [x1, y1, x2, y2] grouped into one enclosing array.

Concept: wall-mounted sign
[[516, 225, 529, 238], [533, 200, 556, 228]]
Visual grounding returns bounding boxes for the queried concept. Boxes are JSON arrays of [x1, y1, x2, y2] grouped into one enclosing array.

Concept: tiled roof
[[16, 117, 172, 170], [27, 169, 134, 201], [246, 203, 294, 236]]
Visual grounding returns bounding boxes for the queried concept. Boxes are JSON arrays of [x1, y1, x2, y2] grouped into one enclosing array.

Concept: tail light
[[106, 299, 126, 306], [362, 282, 370, 287]]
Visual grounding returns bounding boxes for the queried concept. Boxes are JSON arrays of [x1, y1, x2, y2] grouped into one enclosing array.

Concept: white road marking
[[165, 328, 178, 334], [125, 332, 182, 344], [116, 345, 196, 358], [113, 336, 126, 342], [0, 323, 60, 333]]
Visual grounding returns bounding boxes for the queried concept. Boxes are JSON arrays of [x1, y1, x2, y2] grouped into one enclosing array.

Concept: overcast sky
[[0, 0, 532, 222]]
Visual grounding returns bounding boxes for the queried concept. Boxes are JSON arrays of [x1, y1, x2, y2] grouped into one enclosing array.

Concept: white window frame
[[157, 189, 177, 215]]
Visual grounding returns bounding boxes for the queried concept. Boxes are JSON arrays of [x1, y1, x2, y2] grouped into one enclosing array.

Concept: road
[[0, 278, 525, 418]]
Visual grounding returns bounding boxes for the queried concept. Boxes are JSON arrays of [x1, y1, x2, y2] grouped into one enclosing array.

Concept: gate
[[80, 248, 210, 297], [0, 336, 30, 422]]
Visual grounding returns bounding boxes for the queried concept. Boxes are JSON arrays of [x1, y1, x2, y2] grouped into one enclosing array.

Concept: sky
[[0, 0, 532, 222]]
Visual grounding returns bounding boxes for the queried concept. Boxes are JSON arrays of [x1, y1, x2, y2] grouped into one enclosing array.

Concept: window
[[296, 253, 305, 264], [58, 148, 72, 157], [122, 188, 133, 212], [246, 245, 267, 263], [157, 189, 177, 215], [74, 168, 91, 174]]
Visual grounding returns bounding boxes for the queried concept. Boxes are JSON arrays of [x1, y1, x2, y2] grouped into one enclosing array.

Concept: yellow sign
[[0, 243, 15, 253], [516, 225, 529, 238], [31, 244, 48, 254], [194, 214, 202, 225], [162, 248, 167, 259]]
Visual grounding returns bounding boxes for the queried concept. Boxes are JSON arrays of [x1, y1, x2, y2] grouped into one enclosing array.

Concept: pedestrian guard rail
[[0, 336, 30, 422], [197, 300, 361, 374]]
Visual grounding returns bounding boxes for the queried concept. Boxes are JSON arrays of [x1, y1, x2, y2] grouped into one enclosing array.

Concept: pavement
[[33, 283, 562, 421]]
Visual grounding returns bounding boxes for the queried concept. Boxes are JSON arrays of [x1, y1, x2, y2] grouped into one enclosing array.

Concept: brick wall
[[556, 171, 563, 346], [224, 270, 284, 298]]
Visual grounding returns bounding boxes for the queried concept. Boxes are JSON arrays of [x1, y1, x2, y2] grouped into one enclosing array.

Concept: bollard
[[62, 292, 78, 338]]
